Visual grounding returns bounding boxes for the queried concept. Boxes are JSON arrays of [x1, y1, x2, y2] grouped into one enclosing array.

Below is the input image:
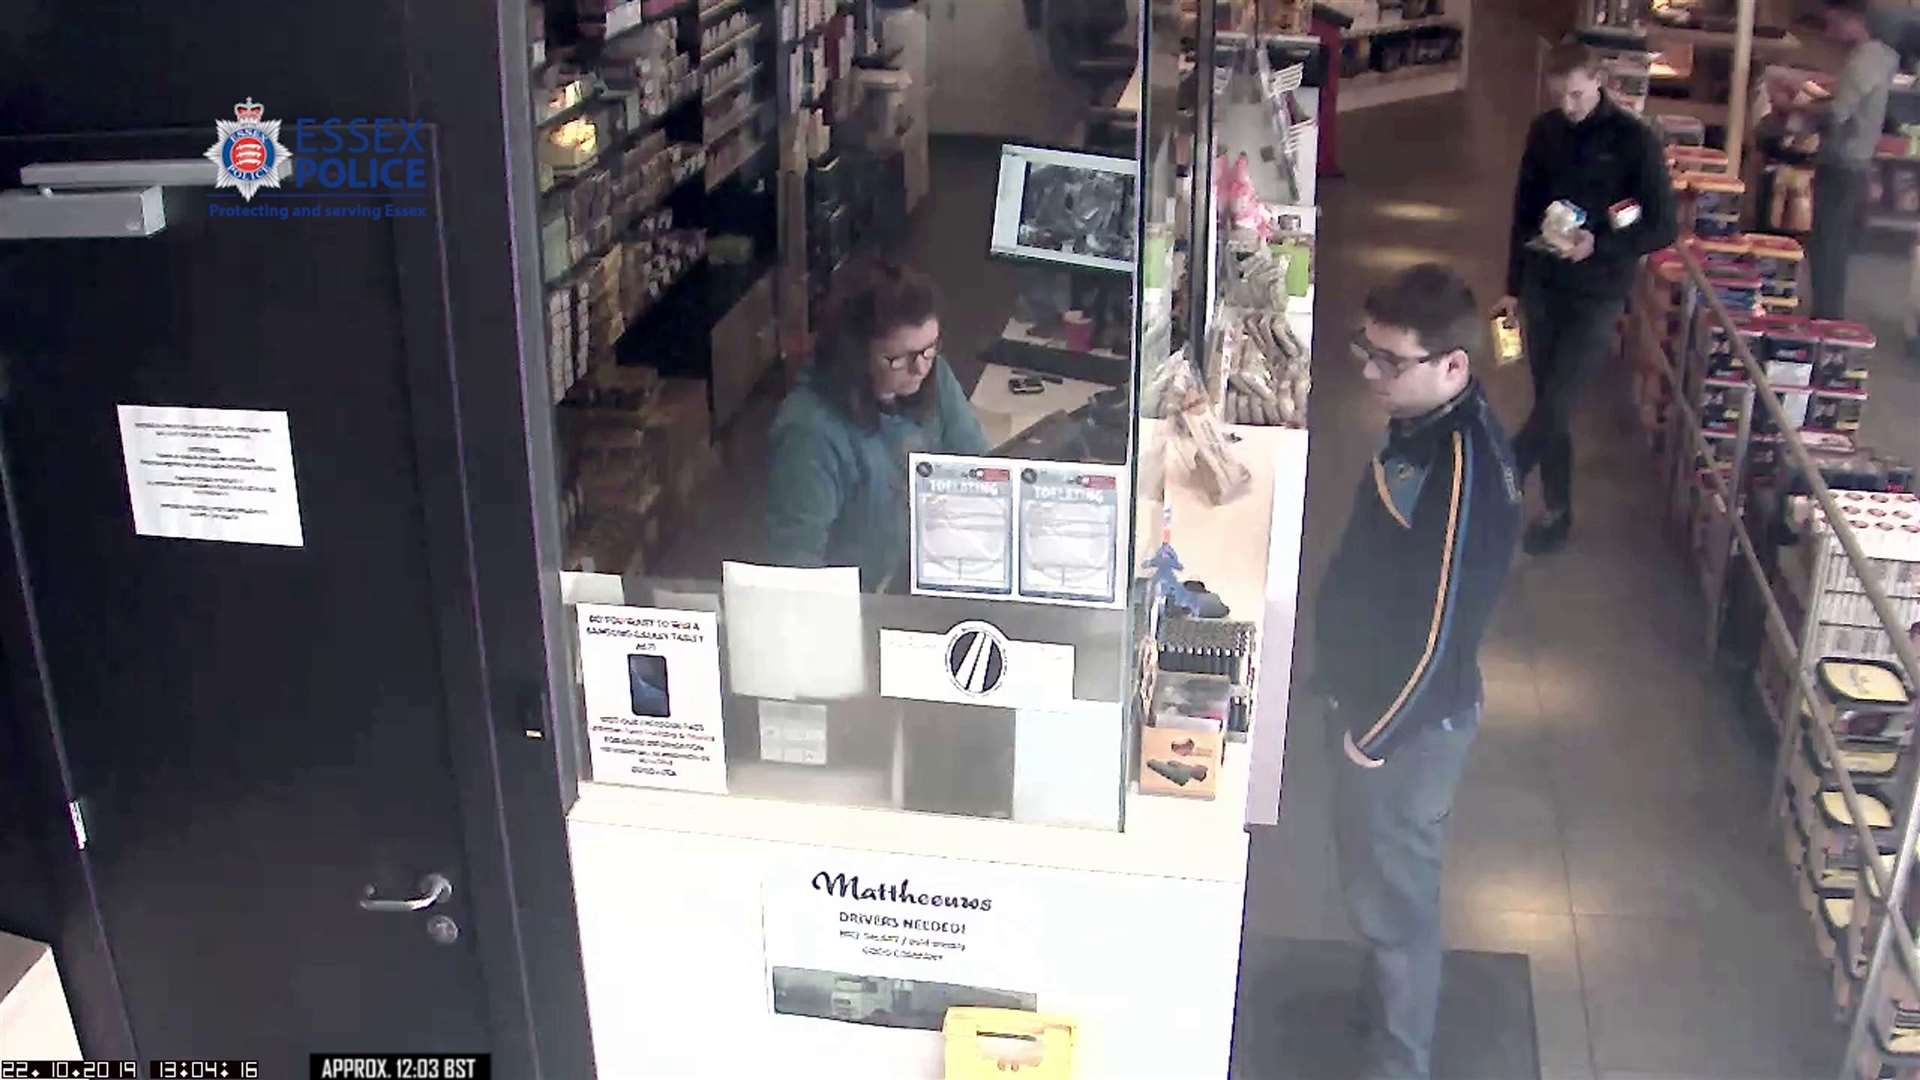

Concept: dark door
[[0, 4, 595, 1073], [0, 136, 505, 1071]]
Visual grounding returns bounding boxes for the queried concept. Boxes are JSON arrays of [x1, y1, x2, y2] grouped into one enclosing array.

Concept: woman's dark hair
[[815, 256, 943, 429], [1362, 263, 1486, 365]]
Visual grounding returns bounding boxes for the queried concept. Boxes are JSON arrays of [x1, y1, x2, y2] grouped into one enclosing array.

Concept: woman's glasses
[[881, 341, 940, 371]]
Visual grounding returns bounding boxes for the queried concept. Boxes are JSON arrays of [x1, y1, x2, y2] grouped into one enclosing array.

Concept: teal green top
[[767, 359, 989, 590]]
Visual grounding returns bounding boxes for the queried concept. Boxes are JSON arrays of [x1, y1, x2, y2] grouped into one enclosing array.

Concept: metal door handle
[[359, 873, 452, 913]]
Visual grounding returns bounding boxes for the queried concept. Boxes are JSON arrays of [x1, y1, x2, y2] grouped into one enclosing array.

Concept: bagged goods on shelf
[[1221, 310, 1311, 429], [1171, 386, 1251, 505]]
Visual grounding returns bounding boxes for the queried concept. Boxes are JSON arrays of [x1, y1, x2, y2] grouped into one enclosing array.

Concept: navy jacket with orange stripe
[[1314, 381, 1522, 763]]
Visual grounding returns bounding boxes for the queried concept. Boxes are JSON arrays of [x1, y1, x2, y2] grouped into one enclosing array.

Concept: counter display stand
[[559, 449, 1307, 1079], [548, 11, 1319, 1080]]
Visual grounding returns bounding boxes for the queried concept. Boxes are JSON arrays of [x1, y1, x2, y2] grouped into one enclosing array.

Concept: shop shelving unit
[[1627, 263, 1756, 656], [770, 0, 917, 337], [1637, 242, 1920, 1080], [528, 0, 791, 574], [1324, 0, 1470, 112]]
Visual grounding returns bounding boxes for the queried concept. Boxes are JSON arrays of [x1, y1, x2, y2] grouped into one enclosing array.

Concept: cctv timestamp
[[148, 1064, 259, 1079], [0, 1066, 136, 1079]]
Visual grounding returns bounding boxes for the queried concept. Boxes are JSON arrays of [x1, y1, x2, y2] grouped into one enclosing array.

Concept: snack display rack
[[1627, 229, 1920, 1079]]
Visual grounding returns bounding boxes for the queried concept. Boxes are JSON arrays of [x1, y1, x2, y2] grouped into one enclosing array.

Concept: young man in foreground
[[1316, 264, 1522, 1080], [1501, 42, 1677, 554]]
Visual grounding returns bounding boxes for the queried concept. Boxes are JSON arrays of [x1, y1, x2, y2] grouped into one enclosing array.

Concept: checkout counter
[[549, 13, 1320, 1075]]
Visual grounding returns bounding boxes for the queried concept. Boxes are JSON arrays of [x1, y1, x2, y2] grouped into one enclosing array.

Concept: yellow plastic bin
[[943, 1008, 1077, 1079]]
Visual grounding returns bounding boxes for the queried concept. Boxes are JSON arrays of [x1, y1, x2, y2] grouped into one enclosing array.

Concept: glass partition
[[1131, 0, 1319, 824], [532, 0, 1146, 830]]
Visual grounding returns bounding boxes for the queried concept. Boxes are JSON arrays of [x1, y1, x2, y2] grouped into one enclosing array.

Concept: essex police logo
[[204, 97, 291, 201]]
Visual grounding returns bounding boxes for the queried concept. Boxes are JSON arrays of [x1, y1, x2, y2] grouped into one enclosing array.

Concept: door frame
[[384, 0, 598, 1074]]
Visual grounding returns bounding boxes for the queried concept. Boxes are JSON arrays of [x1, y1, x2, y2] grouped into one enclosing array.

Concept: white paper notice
[[909, 454, 1015, 598], [576, 604, 727, 794], [116, 405, 304, 547], [1017, 461, 1127, 607], [763, 853, 1042, 992]]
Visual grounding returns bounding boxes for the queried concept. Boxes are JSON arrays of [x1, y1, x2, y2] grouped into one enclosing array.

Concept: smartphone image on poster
[[628, 653, 671, 717]]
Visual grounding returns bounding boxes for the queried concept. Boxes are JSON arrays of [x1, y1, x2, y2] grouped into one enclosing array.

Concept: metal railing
[[1646, 244, 1920, 1078]]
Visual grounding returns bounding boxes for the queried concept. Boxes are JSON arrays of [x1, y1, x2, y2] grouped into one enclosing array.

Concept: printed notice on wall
[[576, 603, 726, 794], [116, 405, 304, 547], [909, 453, 1126, 608], [909, 454, 1015, 598], [762, 852, 1042, 1000], [1017, 462, 1126, 607]]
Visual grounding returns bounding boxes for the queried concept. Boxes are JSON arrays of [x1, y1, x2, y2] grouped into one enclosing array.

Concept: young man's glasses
[[881, 342, 940, 371], [1350, 329, 1432, 377]]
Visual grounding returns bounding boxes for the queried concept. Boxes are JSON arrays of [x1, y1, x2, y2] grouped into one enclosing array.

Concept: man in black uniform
[[1500, 42, 1678, 554], [1317, 264, 1523, 1080]]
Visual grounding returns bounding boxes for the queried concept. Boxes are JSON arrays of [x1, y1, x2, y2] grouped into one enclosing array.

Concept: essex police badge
[[204, 97, 292, 201]]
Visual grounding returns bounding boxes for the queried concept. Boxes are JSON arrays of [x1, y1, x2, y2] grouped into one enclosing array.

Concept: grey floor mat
[[1230, 936, 1540, 1080]]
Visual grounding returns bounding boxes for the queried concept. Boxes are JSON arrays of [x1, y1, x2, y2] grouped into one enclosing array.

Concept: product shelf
[[1341, 15, 1462, 38], [698, 0, 747, 22], [703, 98, 766, 147], [601, 0, 698, 46], [701, 20, 762, 66], [704, 62, 762, 104], [704, 138, 767, 190]]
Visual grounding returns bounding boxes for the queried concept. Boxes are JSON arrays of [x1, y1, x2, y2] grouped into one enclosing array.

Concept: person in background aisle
[[1867, 2, 1920, 66], [1499, 42, 1678, 556], [1778, 0, 1900, 319], [766, 258, 988, 591], [1315, 265, 1522, 1080]]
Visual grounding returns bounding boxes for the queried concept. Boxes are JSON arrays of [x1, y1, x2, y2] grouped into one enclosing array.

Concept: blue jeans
[[1331, 704, 1481, 1080]]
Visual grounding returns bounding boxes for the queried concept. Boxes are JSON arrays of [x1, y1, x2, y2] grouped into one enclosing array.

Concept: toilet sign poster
[[575, 604, 725, 794]]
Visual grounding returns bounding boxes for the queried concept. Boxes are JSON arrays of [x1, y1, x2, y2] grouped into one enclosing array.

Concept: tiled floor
[[1242, 1, 1920, 1077]]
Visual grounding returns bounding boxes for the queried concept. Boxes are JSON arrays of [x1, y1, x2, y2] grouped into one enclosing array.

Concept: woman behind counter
[[767, 258, 988, 590]]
